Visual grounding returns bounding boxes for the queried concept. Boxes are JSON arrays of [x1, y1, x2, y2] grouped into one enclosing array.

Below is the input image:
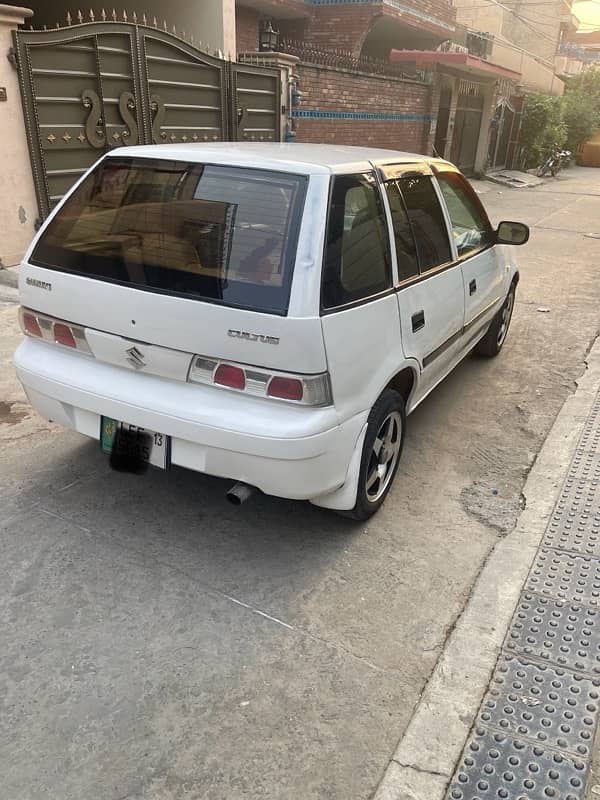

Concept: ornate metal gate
[[12, 16, 281, 219]]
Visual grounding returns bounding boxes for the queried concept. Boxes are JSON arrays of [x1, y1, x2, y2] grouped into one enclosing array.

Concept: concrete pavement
[[1, 167, 600, 799]]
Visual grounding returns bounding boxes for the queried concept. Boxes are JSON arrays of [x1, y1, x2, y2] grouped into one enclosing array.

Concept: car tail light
[[268, 376, 303, 401], [188, 356, 332, 406], [19, 307, 92, 354], [22, 311, 42, 338], [214, 363, 246, 390], [54, 322, 76, 348]]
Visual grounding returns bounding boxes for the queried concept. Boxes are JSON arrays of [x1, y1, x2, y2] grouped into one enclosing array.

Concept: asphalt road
[[1, 167, 600, 800]]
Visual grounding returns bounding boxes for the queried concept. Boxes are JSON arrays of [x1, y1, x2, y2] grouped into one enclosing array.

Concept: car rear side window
[[322, 173, 392, 310], [31, 157, 307, 315], [397, 174, 452, 272], [384, 181, 419, 282]]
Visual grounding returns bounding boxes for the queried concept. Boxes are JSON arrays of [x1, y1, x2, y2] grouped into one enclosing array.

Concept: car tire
[[474, 284, 516, 358], [341, 389, 406, 521]]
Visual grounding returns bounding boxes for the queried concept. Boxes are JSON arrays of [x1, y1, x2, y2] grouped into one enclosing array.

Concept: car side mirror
[[496, 221, 529, 246]]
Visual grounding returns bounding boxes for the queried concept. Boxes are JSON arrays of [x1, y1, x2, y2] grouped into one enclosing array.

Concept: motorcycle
[[537, 145, 572, 177]]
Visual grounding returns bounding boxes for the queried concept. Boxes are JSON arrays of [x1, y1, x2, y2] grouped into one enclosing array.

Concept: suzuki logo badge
[[126, 346, 146, 370]]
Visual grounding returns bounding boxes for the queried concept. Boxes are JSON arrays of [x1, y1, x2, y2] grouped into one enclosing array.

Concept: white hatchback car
[[15, 143, 528, 519]]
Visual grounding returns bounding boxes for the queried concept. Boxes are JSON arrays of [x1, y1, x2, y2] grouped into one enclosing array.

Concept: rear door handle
[[412, 310, 425, 332], [469, 279, 477, 295]]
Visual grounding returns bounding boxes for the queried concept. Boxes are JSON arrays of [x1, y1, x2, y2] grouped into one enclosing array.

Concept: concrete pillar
[[424, 72, 442, 156], [0, 4, 37, 267], [474, 81, 496, 174], [195, 0, 235, 57], [443, 77, 459, 162]]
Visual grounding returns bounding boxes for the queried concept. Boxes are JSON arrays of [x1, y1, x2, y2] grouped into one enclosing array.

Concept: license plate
[[101, 417, 169, 470]]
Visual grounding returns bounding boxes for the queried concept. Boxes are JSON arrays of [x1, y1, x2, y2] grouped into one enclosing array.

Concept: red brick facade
[[236, 5, 261, 54], [236, 2, 310, 55], [294, 63, 434, 154], [301, 3, 455, 56], [235, 1, 455, 58], [234, 2, 447, 156]]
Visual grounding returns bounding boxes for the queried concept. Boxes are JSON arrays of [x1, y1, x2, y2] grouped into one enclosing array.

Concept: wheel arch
[[383, 364, 419, 412], [310, 362, 418, 512]]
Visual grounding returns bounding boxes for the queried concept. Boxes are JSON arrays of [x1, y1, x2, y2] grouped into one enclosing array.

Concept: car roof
[[107, 142, 449, 175]]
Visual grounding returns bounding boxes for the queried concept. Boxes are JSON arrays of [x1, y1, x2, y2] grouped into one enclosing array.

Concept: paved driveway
[[2, 167, 600, 799]]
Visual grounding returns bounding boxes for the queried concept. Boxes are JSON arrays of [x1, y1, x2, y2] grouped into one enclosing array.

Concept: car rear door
[[381, 164, 465, 403], [434, 167, 504, 345], [22, 155, 328, 378], [319, 171, 402, 421]]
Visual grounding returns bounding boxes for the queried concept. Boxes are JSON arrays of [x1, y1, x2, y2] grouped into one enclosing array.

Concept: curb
[[0, 266, 19, 304], [0, 266, 19, 290], [374, 335, 600, 800]]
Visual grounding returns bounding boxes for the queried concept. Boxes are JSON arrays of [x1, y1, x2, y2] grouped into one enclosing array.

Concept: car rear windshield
[[31, 157, 307, 315]]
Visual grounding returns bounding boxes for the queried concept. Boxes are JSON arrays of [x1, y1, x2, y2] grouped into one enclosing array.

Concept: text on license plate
[[101, 417, 168, 470]]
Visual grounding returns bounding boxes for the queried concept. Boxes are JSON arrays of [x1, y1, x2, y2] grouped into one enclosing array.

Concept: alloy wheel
[[365, 411, 403, 503], [497, 290, 515, 347]]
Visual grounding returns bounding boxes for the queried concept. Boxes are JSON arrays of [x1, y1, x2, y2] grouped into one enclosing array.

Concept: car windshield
[[31, 157, 307, 315]]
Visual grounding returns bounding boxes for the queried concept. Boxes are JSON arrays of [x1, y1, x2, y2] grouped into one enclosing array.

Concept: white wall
[[0, 4, 38, 266], [492, 39, 565, 95]]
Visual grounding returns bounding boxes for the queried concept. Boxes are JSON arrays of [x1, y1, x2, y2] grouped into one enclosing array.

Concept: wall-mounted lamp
[[259, 20, 279, 52]]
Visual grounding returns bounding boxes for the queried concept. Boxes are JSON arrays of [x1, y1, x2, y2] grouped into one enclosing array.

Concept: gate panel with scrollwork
[[13, 19, 281, 220], [138, 29, 227, 145], [14, 24, 145, 219]]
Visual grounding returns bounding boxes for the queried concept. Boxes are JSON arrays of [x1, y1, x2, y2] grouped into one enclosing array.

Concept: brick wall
[[294, 63, 434, 153], [304, 6, 377, 54], [236, 4, 260, 54], [236, 3, 309, 54], [304, 3, 455, 55]]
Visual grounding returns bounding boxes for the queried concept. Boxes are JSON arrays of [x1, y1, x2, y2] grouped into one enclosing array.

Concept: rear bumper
[[14, 339, 367, 501]]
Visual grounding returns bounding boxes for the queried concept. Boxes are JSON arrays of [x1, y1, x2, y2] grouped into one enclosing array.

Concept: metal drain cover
[[544, 496, 600, 556], [446, 727, 587, 800], [505, 594, 600, 676], [526, 549, 600, 607], [565, 450, 600, 485], [576, 415, 600, 452], [478, 655, 599, 756]]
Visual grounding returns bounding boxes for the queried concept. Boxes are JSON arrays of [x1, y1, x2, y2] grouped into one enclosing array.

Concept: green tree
[[519, 93, 566, 169], [563, 67, 600, 155]]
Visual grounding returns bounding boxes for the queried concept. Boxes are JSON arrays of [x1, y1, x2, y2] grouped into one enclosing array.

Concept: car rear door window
[[31, 157, 307, 315], [322, 173, 391, 310], [436, 171, 494, 258], [397, 174, 452, 272], [384, 180, 419, 282]]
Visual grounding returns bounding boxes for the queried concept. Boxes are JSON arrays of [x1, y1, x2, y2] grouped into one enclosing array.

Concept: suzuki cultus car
[[15, 144, 529, 519]]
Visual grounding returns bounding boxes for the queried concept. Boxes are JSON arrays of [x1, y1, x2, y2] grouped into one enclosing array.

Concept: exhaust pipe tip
[[226, 482, 256, 506]]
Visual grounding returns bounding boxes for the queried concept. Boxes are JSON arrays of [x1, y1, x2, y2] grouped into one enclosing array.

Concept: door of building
[[488, 100, 517, 170], [450, 89, 484, 176], [12, 16, 281, 220]]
